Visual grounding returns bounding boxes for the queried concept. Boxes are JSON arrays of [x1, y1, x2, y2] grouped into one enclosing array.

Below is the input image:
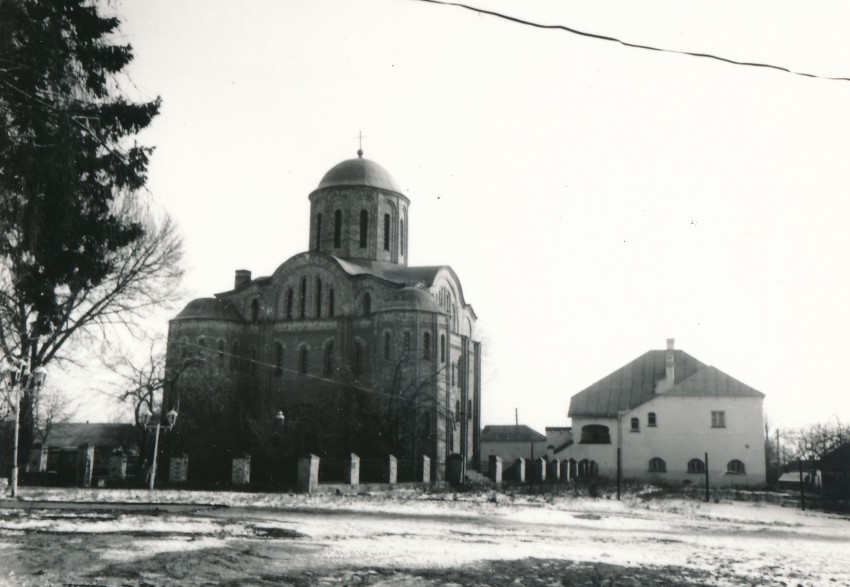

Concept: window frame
[[649, 457, 666, 472], [711, 410, 726, 428]]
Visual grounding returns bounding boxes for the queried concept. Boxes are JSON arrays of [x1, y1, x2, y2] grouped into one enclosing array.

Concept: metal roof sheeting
[[568, 349, 763, 418], [481, 425, 546, 443]]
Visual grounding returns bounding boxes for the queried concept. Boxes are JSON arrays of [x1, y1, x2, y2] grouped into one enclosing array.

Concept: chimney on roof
[[234, 269, 251, 289], [656, 338, 676, 393], [665, 338, 675, 385]]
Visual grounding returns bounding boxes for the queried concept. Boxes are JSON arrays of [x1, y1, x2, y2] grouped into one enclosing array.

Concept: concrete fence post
[[78, 444, 95, 488], [387, 455, 398, 485], [298, 454, 320, 493], [447, 453, 464, 485], [420, 455, 431, 483], [169, 454, 189, 483], [231, 455, 251, 486], [536, 457, 547, 483], [489, 455, 503, 484], [547, 458, 560, 482], [560, 459, 570, 483], [347, 453, 360, 486], [108, 450, 127, 482], [515, 458, 526, 483]]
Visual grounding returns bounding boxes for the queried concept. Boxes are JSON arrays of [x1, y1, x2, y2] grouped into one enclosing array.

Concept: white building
[[557, 339, 766, 487]]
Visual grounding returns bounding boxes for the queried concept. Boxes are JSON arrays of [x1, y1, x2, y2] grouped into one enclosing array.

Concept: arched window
[[649, 458, 666, 472], [328, 288, 335, 317], [400, 218, 405, 255], [299, 277, 307, 319], [687, 458, 706, 473], [285, 288, 294, 320], [334, 209, 342, 248], [631, 417, 640, 432], [383, 332, 391, 361], [230, 341, 239, 372], [217, 339, 225, 364], [423, 332, 431, 360], [315, 213, 322, 250], [648, 412, 657, 427], [251, 299, 259, 323], [383, 213, 390, 251], [362, 293, 371, 315], [727, 460, 746, 474], [315, 278, 323, 318], [324, 341, 334, 375], [440, 334, 446, 363], [359, 210, 368, 248], [299, 346, 309, 374], [580, 425, 611, 444], [274, 342, 283, 375]]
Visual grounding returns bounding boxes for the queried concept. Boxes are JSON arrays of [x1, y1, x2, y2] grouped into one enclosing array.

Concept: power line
[[410, 0, 850, 83]]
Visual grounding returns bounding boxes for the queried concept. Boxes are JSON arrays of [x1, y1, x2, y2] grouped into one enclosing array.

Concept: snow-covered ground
[[0, 487, 848, 586]]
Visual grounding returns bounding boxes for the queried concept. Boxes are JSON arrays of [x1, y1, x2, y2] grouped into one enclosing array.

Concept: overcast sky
[[83, 0, 850, 434]]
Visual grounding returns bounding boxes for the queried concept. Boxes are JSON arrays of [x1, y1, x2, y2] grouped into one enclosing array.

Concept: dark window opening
[[727, 459, 745, 474], [362, 293, 371, 315], [631, 417, 640, 432], [275, 342, 283, 375], [648, 412, 657, 427], [315, 213, 322, 250], [580, 425, 611, 444], [400, 218, 405, 255], [423, 332, 431, 360], [299, 277, 307, 319], [299, 347, 309, 374], [334, 209, 342, 248], [359, 210, 368, 248], [468, 399, 472, 421], [440, 334, 446, 363], [285, 288, 294, 320], [687, 458, 705, 473], [251, 299, 259, 323], [328, 288, 335, 317], [383, 213, 390, 251], [315, 279, 323, 319], [711, 411, 726, 428], [649, 458, 666, 472], [324, 341, 334, 375]]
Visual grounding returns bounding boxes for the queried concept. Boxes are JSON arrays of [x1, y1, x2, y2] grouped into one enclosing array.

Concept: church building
[[165, 150, 482, 480]]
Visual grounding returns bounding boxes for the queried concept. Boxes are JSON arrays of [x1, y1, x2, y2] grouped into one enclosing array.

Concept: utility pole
[[704, 452, 710, 503]]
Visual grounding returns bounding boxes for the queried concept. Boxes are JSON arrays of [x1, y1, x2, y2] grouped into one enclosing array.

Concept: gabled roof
[[568, 348, 763, 418], [481, 425, 546, 443], [41, 423, 138, 450]]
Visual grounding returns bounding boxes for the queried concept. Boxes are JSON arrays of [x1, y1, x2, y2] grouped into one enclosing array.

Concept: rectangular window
[[711, 411, 726, 428], [630, 417, 640, 432]]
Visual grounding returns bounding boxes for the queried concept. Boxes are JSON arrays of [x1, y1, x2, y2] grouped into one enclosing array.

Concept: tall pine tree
[[0, 0, 182, 462]]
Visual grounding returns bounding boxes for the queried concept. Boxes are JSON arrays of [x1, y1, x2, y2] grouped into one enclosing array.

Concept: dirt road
[[0, 492, 847, 586]]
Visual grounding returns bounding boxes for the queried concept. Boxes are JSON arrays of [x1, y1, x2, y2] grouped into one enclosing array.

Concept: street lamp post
[[139, 358, 203, 490], [140, 406, 178, 490], [3, 361, 47, 498]]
